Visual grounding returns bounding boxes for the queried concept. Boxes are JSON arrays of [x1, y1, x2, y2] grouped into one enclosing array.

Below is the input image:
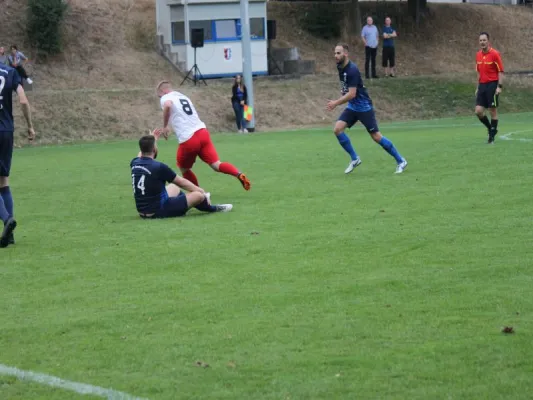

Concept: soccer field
[[2, 113, 533, 400]]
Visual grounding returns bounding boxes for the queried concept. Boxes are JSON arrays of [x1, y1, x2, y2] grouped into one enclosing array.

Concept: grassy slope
[[1, 0, 533, 144], [13, 74, 533, 145], [2, 116, 533, 399], [269, 2, 533, 75]]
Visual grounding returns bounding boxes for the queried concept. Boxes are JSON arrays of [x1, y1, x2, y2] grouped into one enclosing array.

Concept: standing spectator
[[231, 75, 248, 133], [8, 45, 33, 85], [361, 16, 379, 79], [382, 17, 397, 77], [0, 48, 8, 66]]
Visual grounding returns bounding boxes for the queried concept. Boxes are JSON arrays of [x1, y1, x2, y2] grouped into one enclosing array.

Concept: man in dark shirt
[[326, 43, 407, 175], [382, 17, 397, 77], [130, 135, 233, 219], [0, 64, 35, 248]]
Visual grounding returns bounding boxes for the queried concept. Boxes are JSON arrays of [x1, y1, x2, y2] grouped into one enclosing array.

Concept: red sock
[[183, 170, 199, 186], [218, 162, 240, 177]]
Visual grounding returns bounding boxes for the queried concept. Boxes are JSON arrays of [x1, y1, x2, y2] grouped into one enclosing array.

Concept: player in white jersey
[[153, 81, 251, 191]]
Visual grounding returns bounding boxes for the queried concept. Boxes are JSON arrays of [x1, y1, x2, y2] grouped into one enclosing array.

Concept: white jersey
[[160, 91, 206, 143]]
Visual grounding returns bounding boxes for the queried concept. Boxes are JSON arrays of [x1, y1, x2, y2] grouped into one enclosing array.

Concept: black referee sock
[[490, 119, 498, 130], [478, 116, 491, 130]]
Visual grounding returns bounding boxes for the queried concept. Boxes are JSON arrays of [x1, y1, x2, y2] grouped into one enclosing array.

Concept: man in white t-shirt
[[153, 81, 251, 190]]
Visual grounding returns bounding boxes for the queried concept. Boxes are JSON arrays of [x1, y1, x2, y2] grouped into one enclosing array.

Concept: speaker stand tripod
[[180, 47, 207, 86], [267, 40, 283, 76]]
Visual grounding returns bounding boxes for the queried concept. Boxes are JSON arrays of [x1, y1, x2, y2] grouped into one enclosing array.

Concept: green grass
[[368, 75, 533, 121], [2, 113, 533, 399]]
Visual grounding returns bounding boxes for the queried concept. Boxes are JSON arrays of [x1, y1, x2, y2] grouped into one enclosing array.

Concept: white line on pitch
[[0, 364, 148, 400], [499, 129, 533, 142]]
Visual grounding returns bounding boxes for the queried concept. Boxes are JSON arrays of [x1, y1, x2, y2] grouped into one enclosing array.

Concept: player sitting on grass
[[131, 134, 232, 219]]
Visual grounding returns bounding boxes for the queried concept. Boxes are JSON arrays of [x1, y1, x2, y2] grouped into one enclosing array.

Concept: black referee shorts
[[476, 81, 499, 109], [382, 47, 395, 68]]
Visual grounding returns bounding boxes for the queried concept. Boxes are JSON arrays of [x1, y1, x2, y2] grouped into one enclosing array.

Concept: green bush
[[27, 0, 68, 55], [300, 4, 343, 40]]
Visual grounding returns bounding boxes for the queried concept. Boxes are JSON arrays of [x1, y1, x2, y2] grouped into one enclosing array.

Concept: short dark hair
[[336, 43, 349, 52], [10, 45, 18, 50], [480, 32, 490, 39], [139, 135, 156, 154]]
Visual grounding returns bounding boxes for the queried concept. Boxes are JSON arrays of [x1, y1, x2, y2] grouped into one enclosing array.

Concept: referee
[[475, 32, 504, 144]]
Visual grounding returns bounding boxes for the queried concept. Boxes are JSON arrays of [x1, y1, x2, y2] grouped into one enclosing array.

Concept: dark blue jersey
[[130, 157, 177, 214], [0, 65, 22, 132], [338, 61, 373, 112], [383, 26, 395, 48]]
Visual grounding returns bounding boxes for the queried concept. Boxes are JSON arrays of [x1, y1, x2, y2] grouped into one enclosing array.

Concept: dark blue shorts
[[0, 131, 14, 177], [156, 192, 189, 218], [338, 109, 379, 134], [140, 192, 189, 219]]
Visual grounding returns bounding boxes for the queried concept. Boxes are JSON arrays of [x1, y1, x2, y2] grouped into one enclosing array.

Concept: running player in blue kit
[[326, 43, 407, 175], [0, 64, 35, 248]]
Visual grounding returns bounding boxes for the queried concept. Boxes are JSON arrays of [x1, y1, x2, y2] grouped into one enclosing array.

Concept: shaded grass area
[[14, 74, 533, 145]]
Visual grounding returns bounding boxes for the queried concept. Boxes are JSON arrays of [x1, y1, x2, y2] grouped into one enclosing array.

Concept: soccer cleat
[[488, 128, 498, 144], [0, 218, 17, 248], [8, 233, 15, 245], [238, 173, 251, 191], [395, 159, 408, 174], [215, 204, 233, 212], [344, 158, 362, 174]]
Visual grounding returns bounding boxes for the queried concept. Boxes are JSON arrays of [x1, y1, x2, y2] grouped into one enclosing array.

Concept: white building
[[156, 0, 269, 79]]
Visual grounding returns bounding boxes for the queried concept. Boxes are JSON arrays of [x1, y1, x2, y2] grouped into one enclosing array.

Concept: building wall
[[156, 0, 172, 44], [167, 1, 268, 78], [182, 41, 268, 78], [186, 2, 265, 20]]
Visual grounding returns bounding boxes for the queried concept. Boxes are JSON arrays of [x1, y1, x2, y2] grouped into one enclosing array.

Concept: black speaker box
[[267, 20, 276, 40], [191, 28, 204, 48]]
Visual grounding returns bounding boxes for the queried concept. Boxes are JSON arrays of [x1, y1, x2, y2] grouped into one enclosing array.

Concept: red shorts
[[176, 128, 219, 169]]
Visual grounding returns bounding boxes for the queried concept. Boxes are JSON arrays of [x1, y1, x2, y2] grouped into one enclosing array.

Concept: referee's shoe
[[488, 127, 498, 144]]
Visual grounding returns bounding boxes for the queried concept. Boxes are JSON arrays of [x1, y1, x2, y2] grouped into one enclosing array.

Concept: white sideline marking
[[499, 129, 533, 142], [0, 364, 148, 400]]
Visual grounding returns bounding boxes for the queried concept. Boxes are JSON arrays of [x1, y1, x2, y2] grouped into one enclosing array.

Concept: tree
[[342, 0, 362, 43], [27, 0, 69, 55], [408, 0, 428, 26]]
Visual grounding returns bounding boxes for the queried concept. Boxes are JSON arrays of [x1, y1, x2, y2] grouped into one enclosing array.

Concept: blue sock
[[336, 133, 358, 161], [0, 187, 13, 217], [0, 195, 9, 224], [195, 198, 217, 213], [378, 136, 403, 164]]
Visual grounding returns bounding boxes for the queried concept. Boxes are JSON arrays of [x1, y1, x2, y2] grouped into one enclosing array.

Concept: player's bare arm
[[16, 85, 35, 141], [153, 100, 173, 140], [326, 87, 357, 111], [173, 175, 206, 194], [160, 100, 173, 138]]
